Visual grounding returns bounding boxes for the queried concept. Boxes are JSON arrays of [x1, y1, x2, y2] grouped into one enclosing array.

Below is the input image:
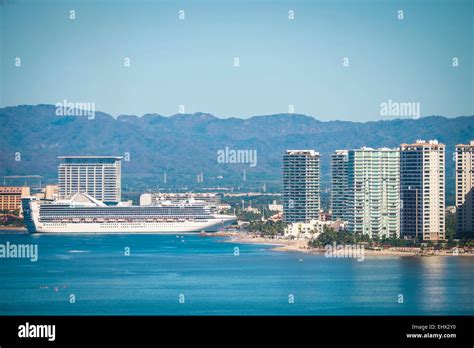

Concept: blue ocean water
[[0, 232, 473, 315]]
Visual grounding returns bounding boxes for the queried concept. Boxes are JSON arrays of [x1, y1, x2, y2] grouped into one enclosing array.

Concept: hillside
[[1, 105, 473, 203]]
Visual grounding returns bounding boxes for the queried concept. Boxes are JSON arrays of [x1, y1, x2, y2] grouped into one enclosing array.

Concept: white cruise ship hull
[[32, 218, 233, 234]]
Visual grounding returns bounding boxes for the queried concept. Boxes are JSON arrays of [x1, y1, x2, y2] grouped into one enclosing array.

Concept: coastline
[[0, 226, 27, 233], [0, 229, 471, 258], [219, 232, 473, 257]]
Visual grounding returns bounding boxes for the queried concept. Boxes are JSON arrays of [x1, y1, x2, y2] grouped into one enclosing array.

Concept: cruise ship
[[22, 193, 237, 234]]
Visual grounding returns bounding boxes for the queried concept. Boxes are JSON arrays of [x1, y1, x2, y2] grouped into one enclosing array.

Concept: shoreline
[[221, 232, 474, 257], [0, 226, 27, 232], [0, 229, 471, 258]]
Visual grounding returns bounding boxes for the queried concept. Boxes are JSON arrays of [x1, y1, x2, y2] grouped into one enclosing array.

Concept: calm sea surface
[[0, 232, 473, 315]]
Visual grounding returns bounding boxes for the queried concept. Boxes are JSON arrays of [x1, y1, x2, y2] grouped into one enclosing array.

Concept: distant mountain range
[[1, 104, 473, 203]]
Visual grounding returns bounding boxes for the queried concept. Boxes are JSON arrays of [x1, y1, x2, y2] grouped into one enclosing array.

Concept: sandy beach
[[0, 226, 27, 232], [222, 232, 473, 257]]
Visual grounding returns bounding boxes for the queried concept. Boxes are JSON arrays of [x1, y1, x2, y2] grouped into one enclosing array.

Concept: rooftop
[[455, 140, 474, 147], [285, 150, 319, 156], [355, 147, 399, 151], [400, 139, 445, 147]]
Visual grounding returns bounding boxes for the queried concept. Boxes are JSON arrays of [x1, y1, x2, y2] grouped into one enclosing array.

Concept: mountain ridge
[[1, 104, 473, 203]]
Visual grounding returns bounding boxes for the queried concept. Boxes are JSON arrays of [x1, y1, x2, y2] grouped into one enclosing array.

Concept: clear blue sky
[[0, 0, 472, 120]]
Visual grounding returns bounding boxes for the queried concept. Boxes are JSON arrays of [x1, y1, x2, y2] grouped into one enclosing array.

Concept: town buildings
[[0, 186, 30, 211]]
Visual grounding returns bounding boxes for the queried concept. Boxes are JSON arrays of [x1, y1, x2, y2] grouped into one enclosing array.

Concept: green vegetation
[[222, 195, 282, 222], [379, 237, 421, 247], [445, 211, 456, 240], [308, 225, 473, 250], [0, 210, 25, 227], [236, 211, 261, 222], [308, 226, 370, 247], [247, 220, 285, 237], [232, 207, 280, 222]]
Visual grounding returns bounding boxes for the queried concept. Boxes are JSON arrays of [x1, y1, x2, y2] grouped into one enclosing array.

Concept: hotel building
[[0, 186, 31, 211], [346, 148, 400, 239], [455, 141, 474, 238], [400, 140, 445, 241], [58, 156, 122, 203], [331, 150, 349, 221], [283, 150, 320, 223]]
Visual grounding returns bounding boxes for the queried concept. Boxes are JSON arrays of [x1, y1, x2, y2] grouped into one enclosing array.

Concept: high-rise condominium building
[[283, 150, 320, 223], [400, 140, 445, 241], [346, 148, 400, 239], [455, 141, 474, 238], [58, 156, 122, 203], [331, 150, 349, 221]]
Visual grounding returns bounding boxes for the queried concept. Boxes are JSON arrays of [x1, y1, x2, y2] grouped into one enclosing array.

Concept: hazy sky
[[0, 0, 472, 120]]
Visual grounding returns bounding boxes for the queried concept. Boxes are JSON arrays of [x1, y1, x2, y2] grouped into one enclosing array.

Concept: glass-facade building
[[331, 150, 349, 221], [346, 148, 400, 239]]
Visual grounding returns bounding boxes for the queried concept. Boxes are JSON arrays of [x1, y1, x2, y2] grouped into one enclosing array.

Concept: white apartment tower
[[283, 150, 320, 223], [400, 140, 445, 241], [455, 141, 474, 238], [58, 156, 123, 203]]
